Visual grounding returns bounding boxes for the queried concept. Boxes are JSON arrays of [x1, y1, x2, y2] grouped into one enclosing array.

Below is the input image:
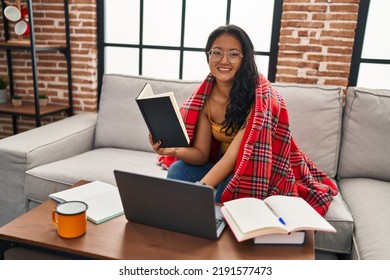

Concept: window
[[349, 0, 390, 89], [98, 0, 282, 93]]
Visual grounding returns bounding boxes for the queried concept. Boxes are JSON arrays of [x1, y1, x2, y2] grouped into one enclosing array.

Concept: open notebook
[[49, 181, 124, 224]]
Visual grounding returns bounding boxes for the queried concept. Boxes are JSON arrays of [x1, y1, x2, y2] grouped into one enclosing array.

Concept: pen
[[265, 202, 286, 226]]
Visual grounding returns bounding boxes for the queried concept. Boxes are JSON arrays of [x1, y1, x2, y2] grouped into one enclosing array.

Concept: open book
[[49, 181, 124, 224], [221, 196, 336, 242], [136, 83, 190, 148]]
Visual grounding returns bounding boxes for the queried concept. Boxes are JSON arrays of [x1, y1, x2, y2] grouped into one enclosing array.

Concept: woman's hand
[[148, 104, 212, 164], [149, 134, 176, 156]]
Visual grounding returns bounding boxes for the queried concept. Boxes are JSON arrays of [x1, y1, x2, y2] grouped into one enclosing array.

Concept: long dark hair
[[205, 24, 258, 136]]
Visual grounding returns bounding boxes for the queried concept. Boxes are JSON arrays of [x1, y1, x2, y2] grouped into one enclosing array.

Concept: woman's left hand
[[149, 134, 176, 156]]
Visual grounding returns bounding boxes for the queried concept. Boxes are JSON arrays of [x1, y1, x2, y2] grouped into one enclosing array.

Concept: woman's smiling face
[[208, 33, 243, 85]]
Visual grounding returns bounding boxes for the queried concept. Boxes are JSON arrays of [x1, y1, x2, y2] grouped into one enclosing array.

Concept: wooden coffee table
[[0, 181, 314, 260]]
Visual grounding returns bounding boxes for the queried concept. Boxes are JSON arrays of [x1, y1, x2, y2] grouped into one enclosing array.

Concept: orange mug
[[52, 201, 88, 238]]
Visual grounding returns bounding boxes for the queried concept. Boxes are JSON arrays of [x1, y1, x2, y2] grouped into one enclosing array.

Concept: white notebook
[[49, 181, 124, 224]]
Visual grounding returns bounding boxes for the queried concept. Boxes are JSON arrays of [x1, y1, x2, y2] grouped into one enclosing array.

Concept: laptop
[[114, 170, 226, 240]]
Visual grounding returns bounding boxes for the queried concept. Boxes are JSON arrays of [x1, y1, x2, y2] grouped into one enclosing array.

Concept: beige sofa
[[0, 74, 389, 259]]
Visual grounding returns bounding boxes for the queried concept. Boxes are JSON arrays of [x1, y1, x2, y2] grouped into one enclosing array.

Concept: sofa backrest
[[273, 83, 344, 179], [338, 87, 390, 181], [94, 74, 200, 152]]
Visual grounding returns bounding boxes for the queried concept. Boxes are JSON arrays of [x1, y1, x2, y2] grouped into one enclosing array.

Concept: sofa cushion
[[316, 190, 354, 254], [339, 178, 390, 259], [25, 148, 167, 203], [95, 74, 200, 152], [273, 83, 344, 178], [338, 87, 390, 180]]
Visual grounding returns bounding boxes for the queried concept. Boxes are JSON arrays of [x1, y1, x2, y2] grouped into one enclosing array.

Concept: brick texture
[[277, 0, 359, 86], [0, 0, 360, 138]]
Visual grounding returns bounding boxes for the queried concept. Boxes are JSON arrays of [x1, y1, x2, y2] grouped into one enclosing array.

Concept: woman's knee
[[167, 160, 214, 182], [167, 160, 190, 181]]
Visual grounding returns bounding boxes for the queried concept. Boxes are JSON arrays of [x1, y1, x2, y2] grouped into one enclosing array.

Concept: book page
[[137, 84, 173, 101], [265, 195, 335, 233], [49, 181, 117, 202], [253, 231, 305, 245], [49, 181, 124, 224], [137, 84, 154, 99], [223, 197, 284, 234], [140, 91, 174, 99], [83, 190, 124, 224]]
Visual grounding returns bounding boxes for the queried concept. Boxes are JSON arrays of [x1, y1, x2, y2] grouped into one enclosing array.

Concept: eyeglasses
[[207, 49, 244, 63]]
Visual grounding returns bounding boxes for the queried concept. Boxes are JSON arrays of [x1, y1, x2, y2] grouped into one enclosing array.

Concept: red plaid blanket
[[159, 73, 338, 216]]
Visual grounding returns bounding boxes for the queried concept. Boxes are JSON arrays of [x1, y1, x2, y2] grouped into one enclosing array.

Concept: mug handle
[[51, 209, 58, 225]]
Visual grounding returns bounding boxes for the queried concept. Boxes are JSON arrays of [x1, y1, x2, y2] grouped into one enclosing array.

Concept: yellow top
[[206, 100, 236, 154]]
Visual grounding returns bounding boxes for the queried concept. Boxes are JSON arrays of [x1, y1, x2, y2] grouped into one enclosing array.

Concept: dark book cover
[[136, 84, 189, 148]]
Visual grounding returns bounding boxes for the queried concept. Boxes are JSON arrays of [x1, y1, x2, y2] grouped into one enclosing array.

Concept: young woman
[[150, 25, 338, 216]]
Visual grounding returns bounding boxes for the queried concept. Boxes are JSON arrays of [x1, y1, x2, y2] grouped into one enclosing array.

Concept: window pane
[[105, 47, 139, 75], [184, 0, 227, 48], [101, 0, 279, 82], [182, 51, 210, 80], [230, 0, 274, 52], [255, 55, 270, 78], [362, 0, 390, 59], [143, 0, 182, 46], [105, 0, 140, 44], [142, 49, 180, 79], [357, 63, 390, 89]]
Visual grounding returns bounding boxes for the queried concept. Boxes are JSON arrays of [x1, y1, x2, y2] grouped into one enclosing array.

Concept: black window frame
[[349, 0, 390, 87], [97, 0, 283, 103]]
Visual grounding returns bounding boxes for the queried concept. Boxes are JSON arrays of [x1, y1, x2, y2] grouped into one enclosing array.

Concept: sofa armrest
[[0, 112, 97, 226]]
